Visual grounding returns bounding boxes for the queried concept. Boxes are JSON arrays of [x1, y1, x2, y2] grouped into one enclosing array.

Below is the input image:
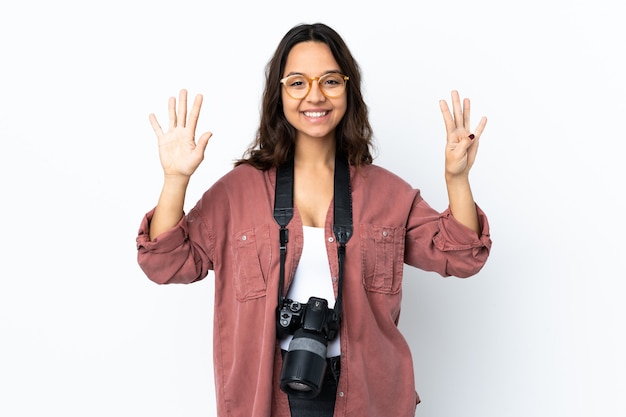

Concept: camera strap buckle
[[279, 227, 289, 250]]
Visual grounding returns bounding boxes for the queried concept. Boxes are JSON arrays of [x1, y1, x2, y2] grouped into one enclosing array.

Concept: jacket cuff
[[434, 204, 492, 251], [136, 208, 188, 253]]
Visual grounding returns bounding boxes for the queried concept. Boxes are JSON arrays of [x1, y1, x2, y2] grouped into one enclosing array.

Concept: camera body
[[277, 296, 339, 341], [277, 296, 339, 398]]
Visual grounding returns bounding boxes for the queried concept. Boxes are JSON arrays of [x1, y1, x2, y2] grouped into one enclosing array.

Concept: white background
[[1, 1, 624, 416]]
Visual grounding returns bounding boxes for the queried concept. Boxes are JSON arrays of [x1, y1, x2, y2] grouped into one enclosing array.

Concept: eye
[[286, 76, 307, 89], [322, 74, 344, 87]]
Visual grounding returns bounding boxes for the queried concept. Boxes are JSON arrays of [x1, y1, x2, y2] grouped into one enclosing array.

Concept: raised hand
[[439, 90, 487, 179], [148, 90, 213, 239], [149, 89, 212, 178]]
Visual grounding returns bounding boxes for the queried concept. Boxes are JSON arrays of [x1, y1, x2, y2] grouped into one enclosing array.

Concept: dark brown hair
[[235, 23, 374, 169]]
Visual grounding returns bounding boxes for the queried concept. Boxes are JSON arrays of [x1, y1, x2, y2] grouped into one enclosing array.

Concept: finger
[[195, 131, 213, 155], [439, 99, 455, 134], [453, 136, 473, 153], [178, 89, 188, 128], [168, 96, 177, 130], [473, 116, 488, 138], [463, 98, 471, 130], [464, 137, 479, 167], [148, 113, 164, 136], [451, 90, 463, 129], [187, 94, 204, 134]]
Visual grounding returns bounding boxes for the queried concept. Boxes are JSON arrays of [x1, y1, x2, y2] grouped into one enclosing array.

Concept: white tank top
[[279, 226, 341, 357]]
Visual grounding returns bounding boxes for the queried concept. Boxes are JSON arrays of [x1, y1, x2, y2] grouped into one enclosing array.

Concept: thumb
[[452, 136, 473, 156], [196, 131, 213, 154]]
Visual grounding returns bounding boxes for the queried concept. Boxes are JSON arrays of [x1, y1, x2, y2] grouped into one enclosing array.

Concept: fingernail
[[469, 134, 475, 140]]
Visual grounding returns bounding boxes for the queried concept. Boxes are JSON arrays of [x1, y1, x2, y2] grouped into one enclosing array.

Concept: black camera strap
[[273, 152, 353, 322]]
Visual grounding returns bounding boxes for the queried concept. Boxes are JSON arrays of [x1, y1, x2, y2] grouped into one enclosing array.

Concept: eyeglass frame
[[280, 72, 350, 99]]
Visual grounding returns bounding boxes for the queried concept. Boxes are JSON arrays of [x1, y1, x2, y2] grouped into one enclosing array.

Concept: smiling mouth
[[303, 111, 328, 118]]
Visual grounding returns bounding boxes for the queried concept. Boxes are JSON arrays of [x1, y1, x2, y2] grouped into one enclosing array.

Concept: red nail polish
[[469, 134, 475, 140]]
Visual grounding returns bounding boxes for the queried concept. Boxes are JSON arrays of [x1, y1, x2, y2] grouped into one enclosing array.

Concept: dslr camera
[[277, 296, 339, 398]]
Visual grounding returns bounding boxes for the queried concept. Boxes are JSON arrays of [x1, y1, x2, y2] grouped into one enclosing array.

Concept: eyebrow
[[284, 69, 343, 77]]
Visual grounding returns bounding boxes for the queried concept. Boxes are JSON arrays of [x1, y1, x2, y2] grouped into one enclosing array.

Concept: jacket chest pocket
[[232, 224, 271, 301], [359, 224, 406, 294]]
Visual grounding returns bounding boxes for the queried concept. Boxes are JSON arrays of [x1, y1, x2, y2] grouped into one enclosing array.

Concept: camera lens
[[279, 328, 328, 399], [287, 381, 312, 392]]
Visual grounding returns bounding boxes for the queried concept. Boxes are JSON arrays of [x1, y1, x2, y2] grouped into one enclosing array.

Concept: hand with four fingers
[[439, 90, 487, 179]]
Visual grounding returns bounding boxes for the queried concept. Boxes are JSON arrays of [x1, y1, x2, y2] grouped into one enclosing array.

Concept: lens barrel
[[279, 328, 328, 398]]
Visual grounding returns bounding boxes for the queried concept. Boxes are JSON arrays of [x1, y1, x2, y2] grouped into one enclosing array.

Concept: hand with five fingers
[[439, 90, 487, 180], [149, 89, 213, 179]]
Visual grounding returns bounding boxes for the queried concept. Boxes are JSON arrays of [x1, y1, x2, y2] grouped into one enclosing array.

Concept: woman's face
[[281, 41, 347, 144]]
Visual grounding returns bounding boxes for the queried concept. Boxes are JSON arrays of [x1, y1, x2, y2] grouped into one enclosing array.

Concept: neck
[[294, 136, 336, 170]]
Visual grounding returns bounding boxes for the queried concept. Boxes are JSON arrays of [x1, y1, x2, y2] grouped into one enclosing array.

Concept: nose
[[305, 78, 326, 102]]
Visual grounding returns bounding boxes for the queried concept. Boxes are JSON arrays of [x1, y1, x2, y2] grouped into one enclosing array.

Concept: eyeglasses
[[280, 73, 349, 99]]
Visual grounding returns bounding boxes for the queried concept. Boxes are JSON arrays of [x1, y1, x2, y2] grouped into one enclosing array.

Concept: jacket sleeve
[[135, 200, 216, 285], [403, 194, 492, 278]]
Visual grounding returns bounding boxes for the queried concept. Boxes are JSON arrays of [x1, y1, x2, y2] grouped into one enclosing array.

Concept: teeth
[[303, 111, 327, 118]]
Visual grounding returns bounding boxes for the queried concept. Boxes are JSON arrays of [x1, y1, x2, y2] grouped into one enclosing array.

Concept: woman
[[136, 22, 491, 417]]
